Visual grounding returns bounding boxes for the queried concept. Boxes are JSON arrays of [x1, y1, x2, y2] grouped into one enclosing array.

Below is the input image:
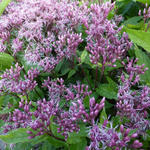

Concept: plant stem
[[47, 130, 65, 142], [95, 66, 98, 88], [100, 64, 105, 83], [145, 21, 150, 32]]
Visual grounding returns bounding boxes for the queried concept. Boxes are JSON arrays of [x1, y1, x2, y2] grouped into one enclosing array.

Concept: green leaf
[[0, 96, 4, 109], [100, 107, 107, 125], [96, 83, 118, 100], [60, 59, 70, 76], [68, 69, 76, 79], [46, 136, 67, 148], [123, 16, 142, 25], [12, 142, 32, 150], [80, 50, 88, 64], [0, 128, 30, 144], [67, 124, 87, 144], [112, 116, 121, 128], [0, 107, 13, 114], [55, 59, 64, 73], [0, 52, 14, 71], [136, 0, 150, 4], [41, 141, 56, 150], [135, 47, 150, 84], [69, 138, 87, 150], [128, 129, 137, 136], [125, 28, 150, 52], [0, 0, 12, 16], [31, 135, 48, 146]]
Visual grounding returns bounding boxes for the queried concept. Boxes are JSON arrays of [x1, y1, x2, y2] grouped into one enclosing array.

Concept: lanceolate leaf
[[0, 0, 12, 16], [0, 52, 14, 71], [125, 28, 150, 53], [0, 128, 30, 144]]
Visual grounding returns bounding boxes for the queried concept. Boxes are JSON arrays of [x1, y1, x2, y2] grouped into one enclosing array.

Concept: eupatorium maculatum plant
[[0, 0, 150, 150]]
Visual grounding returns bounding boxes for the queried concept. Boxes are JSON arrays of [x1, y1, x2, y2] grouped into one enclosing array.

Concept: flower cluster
[[0, 63, 39, 95], [85, 3, 132, 67], [117, 58, 150, 134], [0, 0, 148, 149], [87, 121, 142, 150], [70, 97, 105, 125], [3, 77, 105, 140], [0, 0, 87, 72], [138, 3, 150, 22]]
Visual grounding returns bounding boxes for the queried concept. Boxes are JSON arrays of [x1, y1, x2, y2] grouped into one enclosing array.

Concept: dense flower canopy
[[0, 0, 150, 150]]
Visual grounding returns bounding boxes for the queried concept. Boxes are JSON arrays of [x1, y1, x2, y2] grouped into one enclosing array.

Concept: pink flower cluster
[[85, 3, 132, 67], [117, 58, 150, 135], [0, 63, 39, 95], [86, 121, 142, 150], [3, 78, 105, 140]]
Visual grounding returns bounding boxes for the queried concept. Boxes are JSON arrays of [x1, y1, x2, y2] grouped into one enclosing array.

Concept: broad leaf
[[46, 136, 68, 148], [125, 28, 150, 52], [96, 83, 118, 100], [69, 138, 87, 150], [67, 124, 87, 144], [80, 50, 89, 64], [0, 53, 14, 71], [0, 0, 11, 16], [123, 16, 142, 25], [0, 128, 30, 144]]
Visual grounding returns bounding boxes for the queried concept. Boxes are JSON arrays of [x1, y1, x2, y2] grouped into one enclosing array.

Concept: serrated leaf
[[67, 124, 87, 144], [41, 141, 56, 150], [12, 142, 32, 150], [125, 28, 150, 52], [69, 138, 87, 150], [31, 135, 48, 146], [135, 47, 150, 84], [124, 16, 142, 25], [96, 84, 118, 100], [0, 128, 30, 144], [46, 136, 67, 148], [0, 0, 12, 16], [0, 53, 14, 71]]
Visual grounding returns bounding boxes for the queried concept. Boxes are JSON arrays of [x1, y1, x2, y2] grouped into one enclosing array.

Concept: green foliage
[[0, 128, 30, 144], [96, 78, 118, 100], [0, 52, 14, 71], [69, 138, 87, 150], [0, 0, 11, 16], [99, 107, 107, 125], [135, 47, 150, 84], [0, 0, 150, 149], [135, 0, 150, 5], [125, 28, 150, 53]]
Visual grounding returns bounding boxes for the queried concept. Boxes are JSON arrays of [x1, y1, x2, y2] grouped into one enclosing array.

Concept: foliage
[[0, 0, 150, 149]]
